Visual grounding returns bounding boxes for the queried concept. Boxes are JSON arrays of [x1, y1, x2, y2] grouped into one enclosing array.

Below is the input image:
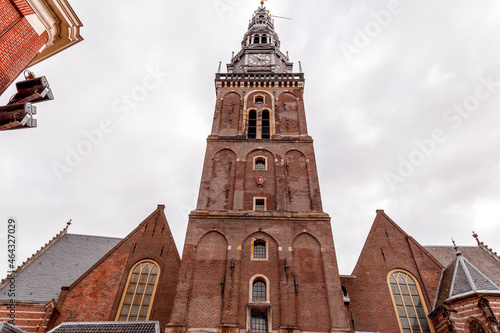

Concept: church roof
[[0, 233, 121, 303], [426, 247, 500, 308], [425, 245, 500, 287], [47, 321, 161, 333], [0, 322, 27, 333]]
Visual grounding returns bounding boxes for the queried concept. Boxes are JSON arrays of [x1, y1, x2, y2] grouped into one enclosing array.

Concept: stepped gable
[[47, 321, 160, 333], [0, 223, 121, 303]]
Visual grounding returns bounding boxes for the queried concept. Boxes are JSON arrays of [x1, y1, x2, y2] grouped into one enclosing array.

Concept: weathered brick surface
[[53, 207, 180, 330], [168, 76, 348, 332], [343, 210, 444, 333]]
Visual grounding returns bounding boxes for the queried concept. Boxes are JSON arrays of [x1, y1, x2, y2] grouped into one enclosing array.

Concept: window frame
[[247, 110, 257, 139], [247, 275, 271, 333], [253, 197, 267, 211], [251, 238, 268, 261], [254, 95, 264, 104], [115, 259, 161, 322], [253, 156, 267, 170], [468, 318, 487, 333], [387, 270, 435, 333]]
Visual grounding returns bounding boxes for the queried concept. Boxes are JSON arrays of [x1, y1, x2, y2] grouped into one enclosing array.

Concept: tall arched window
[[469, 319, 486, 333], [248, 110, 257, 138], [261, 111, 270, 139], [261, 35, 268, 44], [116, 260, 160, 322], [388, 271, 433, 333], [253, 35, 260, 44], [252, 280, 266, 301]]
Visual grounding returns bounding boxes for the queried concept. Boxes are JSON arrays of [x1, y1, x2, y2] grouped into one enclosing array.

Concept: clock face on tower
[[248, 53, 272, 65]]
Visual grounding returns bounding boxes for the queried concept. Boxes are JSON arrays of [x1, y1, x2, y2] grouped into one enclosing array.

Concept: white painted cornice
[[25, 0, 83, 65]]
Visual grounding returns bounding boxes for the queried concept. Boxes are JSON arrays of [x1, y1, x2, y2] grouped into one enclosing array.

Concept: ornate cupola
[[227, 2, 293, 73]]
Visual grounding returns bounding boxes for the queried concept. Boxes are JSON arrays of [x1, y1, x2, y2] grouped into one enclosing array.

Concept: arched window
[[254, 157, 266, 170], [248, 275, 270, 333], [261, 35, 268, 44], [253, 239, 267, 259], [261, 111, 270, 139], [116, 260, 160, 321], [253, 35, 260, 44], [388, 271, 433, 333], [252, 279, 267, 301], [469, 319, 486, 333], [248, 110, 257, 139]]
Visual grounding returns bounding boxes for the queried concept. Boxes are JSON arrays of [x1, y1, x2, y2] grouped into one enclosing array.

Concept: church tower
[[167, 3, 350, 333]]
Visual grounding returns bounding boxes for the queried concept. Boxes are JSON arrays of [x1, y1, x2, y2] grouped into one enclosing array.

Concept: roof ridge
[[64, 233, 122, 240], [473, 231, 500, 264], [0, 220, 72, 286]]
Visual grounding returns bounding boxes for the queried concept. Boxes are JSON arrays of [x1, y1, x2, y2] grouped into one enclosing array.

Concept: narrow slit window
[[248, 110, 257, 139], [261, 111, 270, 139]]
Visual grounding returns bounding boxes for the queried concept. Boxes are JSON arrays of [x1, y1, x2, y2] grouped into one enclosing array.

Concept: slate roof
[[425, 245, 500, 287], [0, 322, 27, 333], [47, 321, 161, 333], [0, 234, 121, 303], [425, 246, 500, 308]]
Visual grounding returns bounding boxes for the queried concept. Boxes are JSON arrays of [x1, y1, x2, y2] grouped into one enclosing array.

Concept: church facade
[[0, 3, 499, 333]]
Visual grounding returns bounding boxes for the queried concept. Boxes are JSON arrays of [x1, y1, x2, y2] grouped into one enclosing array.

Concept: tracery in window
[[388, 271, 433, 333], [116, 260, 160, 322], [469, 319, 486, 333]]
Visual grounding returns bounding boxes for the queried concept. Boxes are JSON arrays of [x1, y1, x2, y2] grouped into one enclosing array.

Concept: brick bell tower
[[167, 2, 350, 333]]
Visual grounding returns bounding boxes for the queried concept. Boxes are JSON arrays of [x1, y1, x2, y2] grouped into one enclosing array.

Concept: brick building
[[1, 2, 499, 333], [0, 0, 83, 96]]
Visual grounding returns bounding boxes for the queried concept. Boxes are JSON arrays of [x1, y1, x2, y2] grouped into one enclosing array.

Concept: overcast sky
[[1, 0, 499, 278]]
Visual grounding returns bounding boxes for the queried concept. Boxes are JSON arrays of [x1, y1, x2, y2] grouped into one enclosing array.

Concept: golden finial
[[260, 0, 265, 5]]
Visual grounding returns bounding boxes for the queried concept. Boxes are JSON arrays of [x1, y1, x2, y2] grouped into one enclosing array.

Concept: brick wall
[[0, 0, 47, 96], [0, 302, 49, 332], [167, 213, 349, 332], [53, 207, 180, 331], [344, 211, 443, 333], [432, 296, 500, 333]]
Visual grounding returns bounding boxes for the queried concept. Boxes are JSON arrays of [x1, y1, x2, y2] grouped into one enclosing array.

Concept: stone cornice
[[26, 0, 83, 65]]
